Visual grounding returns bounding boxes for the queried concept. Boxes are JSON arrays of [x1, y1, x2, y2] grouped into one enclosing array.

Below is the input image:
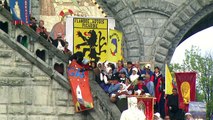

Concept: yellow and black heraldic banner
[[73, 18, 108, 63]]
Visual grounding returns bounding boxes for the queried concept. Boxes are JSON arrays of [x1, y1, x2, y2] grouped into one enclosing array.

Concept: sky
[[171, 26, 213, 64]]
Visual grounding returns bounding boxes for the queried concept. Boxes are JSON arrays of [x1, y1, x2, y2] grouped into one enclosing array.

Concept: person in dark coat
[[125, 61, 133, 77], [52, 33, 65, 49], [29, 17, 37, 31], [167, 88, 185, 120], [158, 77, 166, 118]]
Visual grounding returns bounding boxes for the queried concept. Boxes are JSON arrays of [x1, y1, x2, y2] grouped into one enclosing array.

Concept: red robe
[[151, 73, 162, 103]]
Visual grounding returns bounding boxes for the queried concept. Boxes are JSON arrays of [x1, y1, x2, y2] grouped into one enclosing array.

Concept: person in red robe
[[151, 66, 163, 113]]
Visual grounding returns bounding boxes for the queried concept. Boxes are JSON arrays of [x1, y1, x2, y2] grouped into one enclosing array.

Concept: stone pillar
[[40, 0, 55, 16], [31, 0, 40, 19]]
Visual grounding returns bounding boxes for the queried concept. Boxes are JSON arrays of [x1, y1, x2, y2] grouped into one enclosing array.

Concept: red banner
[[175, 72, 196, 112], [128, 96, 154, 120], [67, 60, 94, 112]]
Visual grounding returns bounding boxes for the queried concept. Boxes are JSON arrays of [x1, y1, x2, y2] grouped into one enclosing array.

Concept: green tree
[[171, 45, 213, 119]]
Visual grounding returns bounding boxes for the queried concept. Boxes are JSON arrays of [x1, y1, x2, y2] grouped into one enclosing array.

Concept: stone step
[[0, 66, 31, 77], [0, 49, 13, 58], [0, 77, 33, 86]]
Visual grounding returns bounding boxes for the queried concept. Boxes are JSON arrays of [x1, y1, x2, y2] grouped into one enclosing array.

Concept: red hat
[[59, 8, 73, 17]]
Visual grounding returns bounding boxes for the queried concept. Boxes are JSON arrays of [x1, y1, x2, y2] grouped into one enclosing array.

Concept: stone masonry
[[0, 33, 121, 120], [96, 0, 213, 70], [0, 5, 121, 120], [2, 0, 213, 119], [0, 38, 88, 120], [31, 0, 213, 70]]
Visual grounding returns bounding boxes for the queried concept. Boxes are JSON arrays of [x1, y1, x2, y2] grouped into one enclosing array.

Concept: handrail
[[0, 6, 69, 63], [0, 30, 71, 90], [0, 6, 121, 119], [89, 71, 121, 120], [17, 25, 69, 63]]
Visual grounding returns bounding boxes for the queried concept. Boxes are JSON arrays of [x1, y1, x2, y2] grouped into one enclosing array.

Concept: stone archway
[[31, 0, 213, 69], [97, 0, 144, 62], [154, 0, 213, 68], [98, 0, 213, 69], [96, 0, 177, 63]]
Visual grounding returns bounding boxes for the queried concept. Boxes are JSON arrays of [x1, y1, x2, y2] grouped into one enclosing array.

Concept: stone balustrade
[[0, 6, 121, 120], [0, 6, 69, 80]]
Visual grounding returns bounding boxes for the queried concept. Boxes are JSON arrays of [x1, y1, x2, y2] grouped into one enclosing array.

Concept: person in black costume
[[167, 88, 185, 120]]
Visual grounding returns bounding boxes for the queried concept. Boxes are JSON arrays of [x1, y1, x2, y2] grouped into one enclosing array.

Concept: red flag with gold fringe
[[175, 72, 196, 112], [67, 60, 94, 112]]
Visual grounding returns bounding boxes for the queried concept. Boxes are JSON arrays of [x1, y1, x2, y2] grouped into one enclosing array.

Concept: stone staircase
[[0, 6, 121, 120]]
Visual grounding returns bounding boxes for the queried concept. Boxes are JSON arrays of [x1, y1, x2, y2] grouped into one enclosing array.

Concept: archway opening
[[171, 27, 213, 64], [168, 10, 213, 64], [179, 12, 213, 45]]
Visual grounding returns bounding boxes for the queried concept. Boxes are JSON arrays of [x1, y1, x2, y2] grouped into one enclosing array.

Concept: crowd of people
[[29, 17, 72, 58], [0, 3, 199, 120], [9, 14, 196, 120], [89, 60, 195, 120]]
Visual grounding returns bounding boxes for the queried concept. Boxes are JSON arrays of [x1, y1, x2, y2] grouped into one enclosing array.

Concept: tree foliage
[[170, 45, 213, 118]]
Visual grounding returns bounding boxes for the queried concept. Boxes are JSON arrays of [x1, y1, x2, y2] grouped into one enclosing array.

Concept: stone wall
[[30, 0, 105, 31], [0, 38, 90, 120], [31, 0, 40, 20], [96, 0, 177, 64], [30, 0, 213, 70], [0, 6, 121, 119], [0, 35, 121, 120], [96, 0, 213, 71], [164, 0, 186, 6]]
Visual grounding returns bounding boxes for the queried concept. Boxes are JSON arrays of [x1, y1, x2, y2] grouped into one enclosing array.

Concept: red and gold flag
[[175, 72, 196, 112], [67, 60, 94, 112]]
